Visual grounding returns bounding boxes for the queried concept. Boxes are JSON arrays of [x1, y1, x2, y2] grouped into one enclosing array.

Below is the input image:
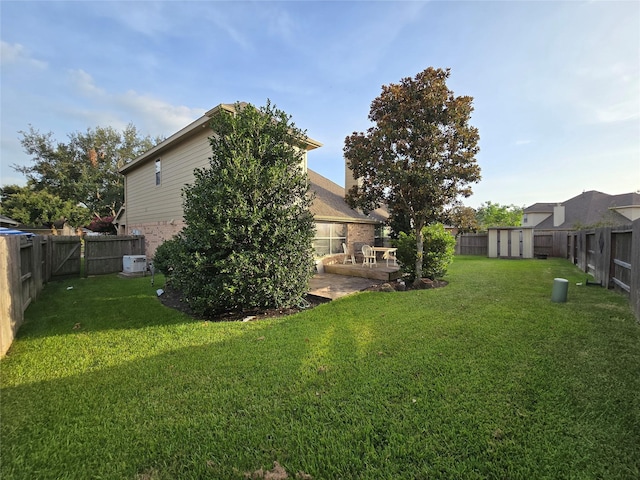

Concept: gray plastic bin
[[551, 278, 569, 303]]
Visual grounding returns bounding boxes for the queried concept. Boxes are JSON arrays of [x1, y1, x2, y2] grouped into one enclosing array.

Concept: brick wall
[[347, 223, 375, 262], [128, 220, 185, 258]]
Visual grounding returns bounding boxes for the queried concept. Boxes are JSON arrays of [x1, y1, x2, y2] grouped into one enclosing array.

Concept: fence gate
[[50, 236, 81, 279]]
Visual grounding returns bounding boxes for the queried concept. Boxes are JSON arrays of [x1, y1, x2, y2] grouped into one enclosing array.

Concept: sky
[[1, 0, 639, 209]]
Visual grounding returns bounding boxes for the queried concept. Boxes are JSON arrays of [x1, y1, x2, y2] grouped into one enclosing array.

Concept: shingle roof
[[530, 190, 639, 229], [523, 203, 554, 213], [308, 169, 387, 224], [0, 214, 19, 227]]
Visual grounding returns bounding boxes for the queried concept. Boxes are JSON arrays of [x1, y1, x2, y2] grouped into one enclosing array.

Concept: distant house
[[116, 102, 386, 259], [523, 190, 640, 230]]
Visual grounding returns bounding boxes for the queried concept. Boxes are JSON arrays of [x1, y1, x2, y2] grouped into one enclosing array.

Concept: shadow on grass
[[3, 294, 638, 480], [15, 274, 199, 339]]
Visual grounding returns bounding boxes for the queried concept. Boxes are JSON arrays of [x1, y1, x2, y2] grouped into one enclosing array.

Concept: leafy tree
[[447, 205, 479, 237], [13, 124, 159, 219], [475, 201, 523, 230], [345, 67, 481, 281], [395, 223, 456, 282], [161, 101, 316, 316], [0, 184, 90, 226]]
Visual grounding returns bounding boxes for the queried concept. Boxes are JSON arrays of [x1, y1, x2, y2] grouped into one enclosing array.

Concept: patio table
[[370, 247, 398, 267]]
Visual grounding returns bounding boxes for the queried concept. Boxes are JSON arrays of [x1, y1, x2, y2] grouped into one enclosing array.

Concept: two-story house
[[115, 103, 387, 261]]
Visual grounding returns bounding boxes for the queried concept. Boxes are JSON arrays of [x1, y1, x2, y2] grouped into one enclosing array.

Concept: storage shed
[[487, 227, 534, 259]]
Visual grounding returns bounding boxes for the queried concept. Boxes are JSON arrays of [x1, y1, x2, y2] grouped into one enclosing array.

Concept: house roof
[[527, 190, 639, 229], [119, 102, 323, 175], [308, 169, 387, 224], [523, 203, 555, 213], [0, 214, 19, 227]]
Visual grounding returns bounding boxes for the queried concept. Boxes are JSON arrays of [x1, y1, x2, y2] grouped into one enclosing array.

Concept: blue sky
[[1, 0, 638, 209]]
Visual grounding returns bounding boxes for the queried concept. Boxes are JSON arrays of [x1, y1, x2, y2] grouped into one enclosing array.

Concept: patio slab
[[308, 273, 386, 300]]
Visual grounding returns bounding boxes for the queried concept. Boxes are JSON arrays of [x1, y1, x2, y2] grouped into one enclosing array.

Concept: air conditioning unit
[[123, 255, 147, 273]]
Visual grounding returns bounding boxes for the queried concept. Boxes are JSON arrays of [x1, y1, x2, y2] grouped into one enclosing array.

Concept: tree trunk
[[414, 220, 425, 280]]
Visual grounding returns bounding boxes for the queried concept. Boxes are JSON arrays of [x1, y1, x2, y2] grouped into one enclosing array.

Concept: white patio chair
[[384, 248, 398, 267], [361, 244, 377, 268], [342, 242, 356, 264]]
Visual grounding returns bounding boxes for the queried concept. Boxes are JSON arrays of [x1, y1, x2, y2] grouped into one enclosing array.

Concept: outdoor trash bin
[[551, 278, 569, 303]]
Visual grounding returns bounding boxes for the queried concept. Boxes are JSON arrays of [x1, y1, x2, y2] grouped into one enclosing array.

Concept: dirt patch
[[244, 461, 312, 479], [158, 284, 330, 322]]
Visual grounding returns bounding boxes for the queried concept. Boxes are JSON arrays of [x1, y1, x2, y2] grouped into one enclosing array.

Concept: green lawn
[[1, 257, 639, 479]]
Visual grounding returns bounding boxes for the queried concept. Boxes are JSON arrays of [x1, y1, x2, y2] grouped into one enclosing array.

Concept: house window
[[523, 214, 528, 224], [155, 159, 161, 186], [375, 225, 391, 247], [313, 222, 346, 257]]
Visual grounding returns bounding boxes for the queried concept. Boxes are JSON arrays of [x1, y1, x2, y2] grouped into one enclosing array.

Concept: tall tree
[[475, 201, 523, 230], [13, 124, 159, 218], [345, 67, 481, 280], [447, 205, 480, 237], [162, 101, 316, 315], [0, 184, 90, 227]]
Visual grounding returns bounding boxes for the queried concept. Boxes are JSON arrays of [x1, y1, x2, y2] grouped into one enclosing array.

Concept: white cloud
[[514, 139, 532, 146], [115, 91, 206, 133], [62, 69, 205, 135], [0, 41, 47, 69], [69, 69, 105, 97]]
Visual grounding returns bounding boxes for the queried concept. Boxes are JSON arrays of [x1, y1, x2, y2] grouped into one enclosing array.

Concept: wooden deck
[[323, 262, 402, 282]]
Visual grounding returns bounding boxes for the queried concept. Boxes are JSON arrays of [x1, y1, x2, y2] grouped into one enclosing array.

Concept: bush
[[152, 237, 186, 276], [167, 101, 316, 316], [395, 223, 456, 282]]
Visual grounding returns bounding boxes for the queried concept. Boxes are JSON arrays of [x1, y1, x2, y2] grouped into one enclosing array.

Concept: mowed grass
[[1, 257, 639, 479]]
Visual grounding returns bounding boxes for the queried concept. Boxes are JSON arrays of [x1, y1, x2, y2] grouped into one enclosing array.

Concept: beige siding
[[524, 212, 551, 227], [125, 128, 212, 226]]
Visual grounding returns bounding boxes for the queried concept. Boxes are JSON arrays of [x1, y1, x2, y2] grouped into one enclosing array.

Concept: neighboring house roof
[[0, 215, 20, 227], [120, 102, 322, 175], [523, 203, 554, 214], [308, 169, 387, 224], [525, 190, 640, 229]]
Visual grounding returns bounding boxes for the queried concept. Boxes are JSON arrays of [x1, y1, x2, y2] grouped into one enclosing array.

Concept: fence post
[[599, 227, 612, 287], [0, 236, 24, 357], [631, 219, 640, 322]]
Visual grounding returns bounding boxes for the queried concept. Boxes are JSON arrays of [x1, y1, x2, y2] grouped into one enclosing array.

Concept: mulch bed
[[158, 284, 331, 322], [159, 278, 447, 322]]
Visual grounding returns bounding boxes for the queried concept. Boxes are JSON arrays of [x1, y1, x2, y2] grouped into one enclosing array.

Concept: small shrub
[[153, 237, 186, 276], [395, 223, 456, 282]]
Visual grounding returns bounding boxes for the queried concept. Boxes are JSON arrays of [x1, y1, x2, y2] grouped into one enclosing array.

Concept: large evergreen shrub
[[395, 223, 456, 282], [163, 101, 315, 316]]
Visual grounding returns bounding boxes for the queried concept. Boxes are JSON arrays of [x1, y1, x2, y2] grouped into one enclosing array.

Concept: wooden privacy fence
[[532, 230, 571, 258], [0, 235, 145, 356], [455, 233, 488, 256], [569, 221, 639, 316], [84, 236, 145, 276]]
